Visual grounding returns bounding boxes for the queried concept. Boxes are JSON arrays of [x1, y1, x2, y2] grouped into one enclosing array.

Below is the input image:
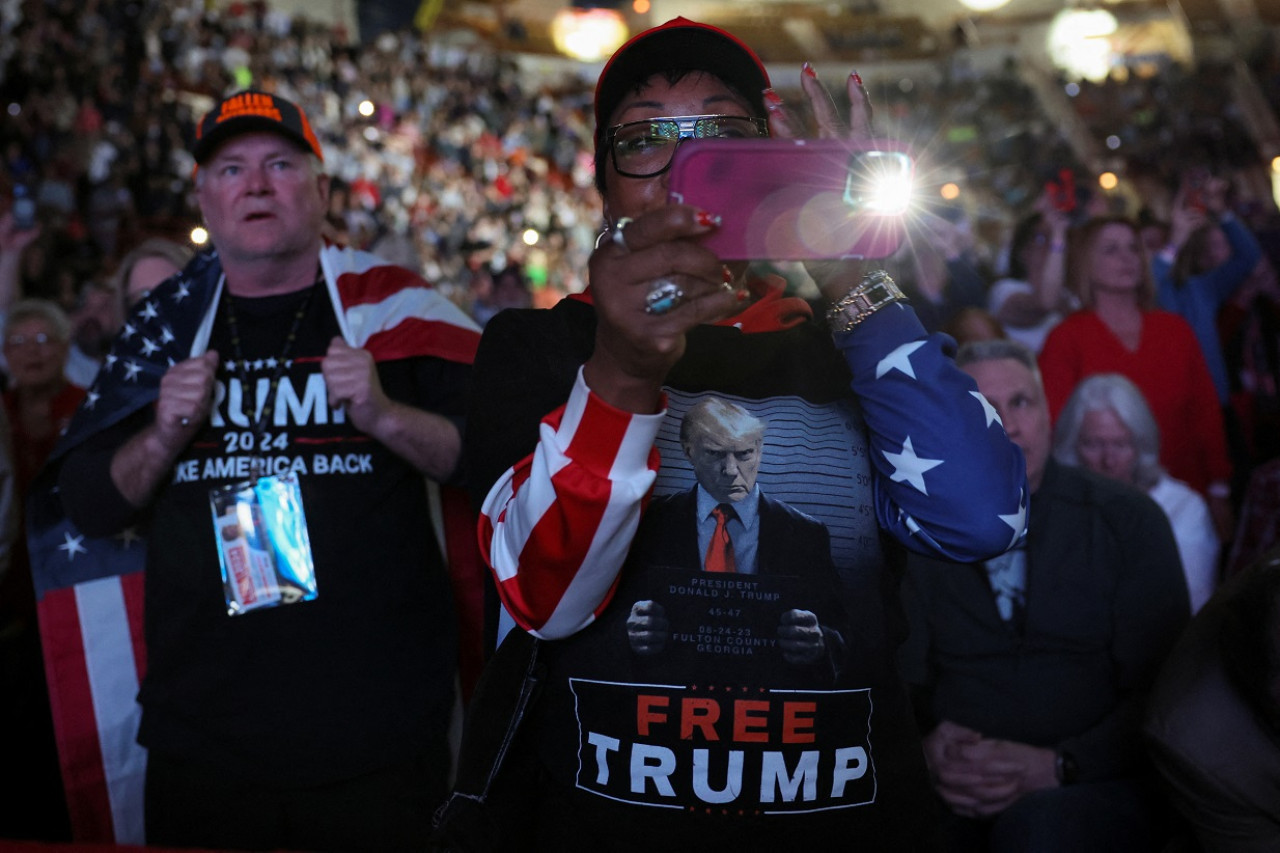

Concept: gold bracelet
[[825, 269, 907, 333]]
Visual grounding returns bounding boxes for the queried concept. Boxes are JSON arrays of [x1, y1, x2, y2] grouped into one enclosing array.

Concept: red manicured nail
[[696, 210, 722, 228], [803, 62, 817, 79], [851, 70, 864, 87], [763, 88, 784, 110], [723, 266, 734, 283], [736, 288, 750, 302]]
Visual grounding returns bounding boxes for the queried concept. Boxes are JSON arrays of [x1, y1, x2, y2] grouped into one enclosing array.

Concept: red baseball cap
[[193, 90, 324, 164]]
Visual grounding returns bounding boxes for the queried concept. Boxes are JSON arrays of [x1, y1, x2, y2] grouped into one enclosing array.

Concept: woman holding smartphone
[[451, 18, 1026, 850]]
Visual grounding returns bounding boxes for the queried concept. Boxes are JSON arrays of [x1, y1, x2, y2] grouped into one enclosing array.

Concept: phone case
[[667, 138, 912, 261]]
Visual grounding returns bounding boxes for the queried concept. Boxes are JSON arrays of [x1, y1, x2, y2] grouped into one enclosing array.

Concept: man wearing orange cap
[[38, 90, 480, 850]]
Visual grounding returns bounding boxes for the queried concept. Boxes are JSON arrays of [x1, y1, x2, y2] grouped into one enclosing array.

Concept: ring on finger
[[611, 217, 633, 252], [644, 278, 684, 315]]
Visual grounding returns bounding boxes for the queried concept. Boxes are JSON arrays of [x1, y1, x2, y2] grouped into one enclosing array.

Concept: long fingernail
[[803, 62, 817, 79], [851, 70, 864, 87], [763, 88, 785, 111], [696, 210, 722, 228], [723, 265, 734, 284]]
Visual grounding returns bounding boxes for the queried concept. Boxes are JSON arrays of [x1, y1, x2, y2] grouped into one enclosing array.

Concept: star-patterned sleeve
[[834, 303, 1028, 562]]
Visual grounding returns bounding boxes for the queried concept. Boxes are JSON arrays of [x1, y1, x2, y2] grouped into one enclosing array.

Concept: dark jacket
[[899, 459, 1189, 783]]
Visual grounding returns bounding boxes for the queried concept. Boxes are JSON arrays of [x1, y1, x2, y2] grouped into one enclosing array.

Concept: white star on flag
[[121, 323, 136, 340], [116, 527, 143, 549], [971, 390, 1002, 427], [252, 359, 264, 370], [883, 435, 944, 494], [265, 357, 278, 369], [160, 326, 175, 344], [123, 360, 142, 382], [998, 491, 1029, 550], [140, 301, 159, 321], [140, 337, 160, 357], [59, 532, 87, 560], [84, 390, 100, 410], [172, 281, 190, 302], [876, 340, 927, 380], [225, 360, 236, 371], [104, 353, 117, 370]]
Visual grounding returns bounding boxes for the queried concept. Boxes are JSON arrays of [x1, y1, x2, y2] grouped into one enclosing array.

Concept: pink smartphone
[[667, 137, 913, 261]]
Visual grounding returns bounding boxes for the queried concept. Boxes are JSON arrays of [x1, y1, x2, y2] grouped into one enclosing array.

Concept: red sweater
[[1039, 309, 1230, 495]]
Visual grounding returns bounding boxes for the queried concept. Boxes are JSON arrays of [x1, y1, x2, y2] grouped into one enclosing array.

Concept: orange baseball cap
[[193, 90, 324, 164]]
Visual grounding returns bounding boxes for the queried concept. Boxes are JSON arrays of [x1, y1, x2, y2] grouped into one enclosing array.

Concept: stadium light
[[550, 8, 629, 62]]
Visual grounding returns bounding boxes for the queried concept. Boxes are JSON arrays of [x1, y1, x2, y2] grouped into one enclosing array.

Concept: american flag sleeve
[[479, 368, 664, 639]]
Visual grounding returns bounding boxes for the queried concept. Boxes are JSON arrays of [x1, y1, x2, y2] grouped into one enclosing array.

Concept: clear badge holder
[[210, 473, 317, 616]]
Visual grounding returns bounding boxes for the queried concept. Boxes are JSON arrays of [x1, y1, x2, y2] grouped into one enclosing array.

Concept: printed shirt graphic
[[472, 293, 1028, 828], [27, 245, 480, 845], [562, 390, 886, 815]]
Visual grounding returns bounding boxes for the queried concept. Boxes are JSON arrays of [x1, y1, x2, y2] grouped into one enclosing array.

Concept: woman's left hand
[[765, 64, 877, 301]]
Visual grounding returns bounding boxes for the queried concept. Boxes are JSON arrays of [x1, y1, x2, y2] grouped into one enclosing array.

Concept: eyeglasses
[[5, 332, 55, 348], [606, 114, 768, 179]]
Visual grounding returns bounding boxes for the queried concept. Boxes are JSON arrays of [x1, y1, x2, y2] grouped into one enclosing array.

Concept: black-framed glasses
[[606, 114, 768, 178]]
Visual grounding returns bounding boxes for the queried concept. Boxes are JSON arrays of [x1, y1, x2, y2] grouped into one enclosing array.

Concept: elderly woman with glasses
[[2, 298, 85, 494], [454, 18, 1026, 849], [1053, 373, 1219, 613]]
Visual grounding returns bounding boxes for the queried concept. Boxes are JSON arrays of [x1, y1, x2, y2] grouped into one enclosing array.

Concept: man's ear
[[316, 172, 331, 206]]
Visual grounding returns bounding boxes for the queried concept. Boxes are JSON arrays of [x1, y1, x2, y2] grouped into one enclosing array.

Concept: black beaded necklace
[[220, 269, 321, 476]]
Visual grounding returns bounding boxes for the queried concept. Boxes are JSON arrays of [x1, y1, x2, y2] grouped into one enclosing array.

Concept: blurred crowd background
[[1, 0, 1278, 324], [4, 0, 1280, 842]]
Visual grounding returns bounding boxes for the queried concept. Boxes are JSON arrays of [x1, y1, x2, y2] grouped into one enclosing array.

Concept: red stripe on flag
[[122, 571, 147, 681], [363, 318, 480, 365], [564, 393, 631, 472], [332, 262, 416, 307], [507, 465, 613, 629], [37, 588, 115, 842]]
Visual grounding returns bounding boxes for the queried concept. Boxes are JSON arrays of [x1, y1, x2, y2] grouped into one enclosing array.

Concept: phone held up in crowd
[[667, 138, 915, 261]]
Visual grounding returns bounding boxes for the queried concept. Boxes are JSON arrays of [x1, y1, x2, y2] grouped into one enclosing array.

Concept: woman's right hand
[[584, 203, 739, 412]]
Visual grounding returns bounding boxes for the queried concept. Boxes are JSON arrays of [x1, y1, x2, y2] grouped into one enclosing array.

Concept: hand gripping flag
[[27, 244, 483, 844]]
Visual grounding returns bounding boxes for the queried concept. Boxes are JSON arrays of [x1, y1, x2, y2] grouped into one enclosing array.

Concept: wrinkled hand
[[155, 350, 219, 451], [626, 600, 670, 655], [922, 720, 1056, 818], [778, 608, 825, 664], [767, 65, 876, 300], [322, 337, 389, 435], [585, 206, 738, 411]]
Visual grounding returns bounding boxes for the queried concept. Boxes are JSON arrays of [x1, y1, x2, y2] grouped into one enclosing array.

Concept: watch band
[[826, 269, 908, 333]]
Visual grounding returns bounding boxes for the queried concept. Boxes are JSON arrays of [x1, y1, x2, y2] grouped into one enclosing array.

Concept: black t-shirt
[[466, 298, 940, 850], [63, 283, 470, 786]]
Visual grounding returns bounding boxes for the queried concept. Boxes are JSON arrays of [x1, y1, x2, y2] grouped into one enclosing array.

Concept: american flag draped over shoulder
[[27, 244, 483, 845]]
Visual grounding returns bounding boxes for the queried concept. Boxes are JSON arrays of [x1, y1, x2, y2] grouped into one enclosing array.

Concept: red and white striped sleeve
[[478, 368, 665, 639]]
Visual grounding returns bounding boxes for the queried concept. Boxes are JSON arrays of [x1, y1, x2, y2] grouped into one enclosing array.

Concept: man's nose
[[245, 165, 272, 193]]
